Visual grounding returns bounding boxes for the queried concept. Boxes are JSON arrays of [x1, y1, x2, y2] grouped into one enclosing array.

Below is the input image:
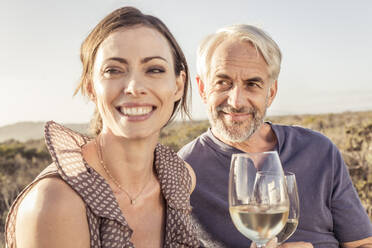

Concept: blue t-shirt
[[178, 123, 372, 248]]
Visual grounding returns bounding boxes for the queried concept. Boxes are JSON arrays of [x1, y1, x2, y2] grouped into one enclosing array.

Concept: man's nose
[[123, 73, 146, 96], [227, 85, 245, 109]]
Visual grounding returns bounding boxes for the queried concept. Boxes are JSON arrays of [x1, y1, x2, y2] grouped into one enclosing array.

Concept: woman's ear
[[174, 71, 186, 101], [87, 81, 96, 102]]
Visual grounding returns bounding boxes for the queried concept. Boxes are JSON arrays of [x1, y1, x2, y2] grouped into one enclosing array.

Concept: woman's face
[[91, 26, 185, 139]]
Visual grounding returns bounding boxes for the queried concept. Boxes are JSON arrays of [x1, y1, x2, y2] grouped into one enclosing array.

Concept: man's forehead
[[208, 38, 269, 77], [212, 38, 259, 61]]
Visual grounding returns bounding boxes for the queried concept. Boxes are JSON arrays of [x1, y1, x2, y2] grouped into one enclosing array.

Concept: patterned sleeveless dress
[[5, 121, 200, 247]]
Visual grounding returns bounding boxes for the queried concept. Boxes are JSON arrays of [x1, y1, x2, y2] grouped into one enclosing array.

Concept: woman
[[5, 7, 199, 248]]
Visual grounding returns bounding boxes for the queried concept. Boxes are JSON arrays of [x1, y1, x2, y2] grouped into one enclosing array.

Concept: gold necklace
[[95, 136, 151, 205]]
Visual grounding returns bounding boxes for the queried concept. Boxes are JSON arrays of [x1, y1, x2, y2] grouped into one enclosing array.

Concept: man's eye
[[247, 82, 262, 88], [216, 80, 229, 86], [214, 80, 231, 90]]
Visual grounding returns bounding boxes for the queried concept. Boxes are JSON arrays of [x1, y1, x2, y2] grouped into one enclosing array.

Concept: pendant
[[131, 199, 136, 205]]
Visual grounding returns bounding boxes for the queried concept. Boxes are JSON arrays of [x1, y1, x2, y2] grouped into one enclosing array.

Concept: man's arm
[[342, 236, 372, 248], [330, 147, 372, 244]]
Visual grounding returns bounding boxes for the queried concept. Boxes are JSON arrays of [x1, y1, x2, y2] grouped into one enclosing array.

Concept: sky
[[1, 0, 371, 127]]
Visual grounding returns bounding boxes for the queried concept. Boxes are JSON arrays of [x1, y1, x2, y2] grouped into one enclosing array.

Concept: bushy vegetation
[[1, 111, 371, 247], [0, 139, 51, 246]]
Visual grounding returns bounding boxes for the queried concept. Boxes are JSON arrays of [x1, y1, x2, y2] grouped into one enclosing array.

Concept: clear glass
[[276, 172, 300, 244], [229, 152, 289, 247]]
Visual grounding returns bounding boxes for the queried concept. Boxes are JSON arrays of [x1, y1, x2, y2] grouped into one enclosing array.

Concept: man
[[178, 24, 372, 248]]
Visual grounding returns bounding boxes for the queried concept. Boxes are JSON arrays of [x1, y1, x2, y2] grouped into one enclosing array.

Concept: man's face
[[198, 39, 277, 143]]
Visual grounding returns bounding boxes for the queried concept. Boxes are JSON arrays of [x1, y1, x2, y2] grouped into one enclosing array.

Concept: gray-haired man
[[179, 24, 372, 248]]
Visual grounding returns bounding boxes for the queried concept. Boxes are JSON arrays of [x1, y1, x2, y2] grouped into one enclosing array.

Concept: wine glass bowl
[[276, 172, 300, 244], [229, 152, 289, 247]]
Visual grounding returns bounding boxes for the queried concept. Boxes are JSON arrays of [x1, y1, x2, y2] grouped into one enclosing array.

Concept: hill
[[0, 122, 89, 142]]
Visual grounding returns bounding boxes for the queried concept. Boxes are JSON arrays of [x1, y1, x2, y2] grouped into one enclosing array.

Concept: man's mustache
[[216, 105, 256, 115]]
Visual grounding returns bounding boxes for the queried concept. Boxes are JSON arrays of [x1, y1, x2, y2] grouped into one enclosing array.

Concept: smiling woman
[[5, 6, 199, 248], [90, 26, 185, 140]]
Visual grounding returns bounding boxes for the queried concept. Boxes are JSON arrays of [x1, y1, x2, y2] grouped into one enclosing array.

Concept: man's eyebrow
[[141, 56, 168, 64], [215, 74, 264, 83], [215, 73, 232, 80], [245, 77, 264, 83], [105, 57, 128, 64]]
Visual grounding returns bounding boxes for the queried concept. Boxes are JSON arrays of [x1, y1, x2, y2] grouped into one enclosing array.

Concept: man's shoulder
[[272, 123, 335, 147], [178, 131, 210, 159]]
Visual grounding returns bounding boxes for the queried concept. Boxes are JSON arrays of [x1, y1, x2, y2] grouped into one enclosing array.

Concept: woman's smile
[[116, 104, 156, 121]]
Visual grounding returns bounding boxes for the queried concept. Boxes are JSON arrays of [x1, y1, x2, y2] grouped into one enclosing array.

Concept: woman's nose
[[123, 75, 147, 96]]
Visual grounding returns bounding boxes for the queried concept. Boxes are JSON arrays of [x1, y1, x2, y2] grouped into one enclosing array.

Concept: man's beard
[[207, 103, 267, 143]]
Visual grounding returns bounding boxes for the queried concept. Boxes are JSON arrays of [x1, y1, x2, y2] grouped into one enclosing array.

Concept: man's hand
[[250, 239, 313, 248], [279, 242, 313, 248], [250, 238, 278, 248], [341, 236, 372, 248]]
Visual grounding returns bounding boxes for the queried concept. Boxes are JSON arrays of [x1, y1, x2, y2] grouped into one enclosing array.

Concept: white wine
[[229, 205, 289, 243], [277, 219, 298, 243]]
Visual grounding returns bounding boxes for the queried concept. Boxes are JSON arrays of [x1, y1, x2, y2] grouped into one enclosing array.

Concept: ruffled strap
[[155, 143, 192, 210], [44, 121, 130, 229], [155, 144, 199, 246]]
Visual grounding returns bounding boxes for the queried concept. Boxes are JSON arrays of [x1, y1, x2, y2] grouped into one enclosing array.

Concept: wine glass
[[229, 152, 290, 247], [277, 172, 300, 244]]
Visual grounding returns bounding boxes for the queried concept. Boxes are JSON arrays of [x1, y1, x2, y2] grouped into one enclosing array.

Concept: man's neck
[[212, 123, 277, 153]]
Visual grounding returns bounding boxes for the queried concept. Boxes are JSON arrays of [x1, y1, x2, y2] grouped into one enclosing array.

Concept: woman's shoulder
[[15, 177, 90, 247], [19, 176, 86, 212], [183, 161, 196, 193]]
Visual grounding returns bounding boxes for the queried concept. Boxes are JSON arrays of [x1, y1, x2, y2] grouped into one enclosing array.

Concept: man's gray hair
[[196, 24, 282, 82]]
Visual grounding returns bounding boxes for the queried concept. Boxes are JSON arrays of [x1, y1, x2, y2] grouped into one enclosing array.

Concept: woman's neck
[[97, 129, 159, 189]]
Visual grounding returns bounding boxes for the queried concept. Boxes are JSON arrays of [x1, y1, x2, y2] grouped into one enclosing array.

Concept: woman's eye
[[104, 68, 121, 75], [102, 66, 125, 78], [147, 67, 165, 74]]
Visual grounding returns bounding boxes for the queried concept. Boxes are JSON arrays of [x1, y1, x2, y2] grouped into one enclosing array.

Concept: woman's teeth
[[119, 106, 152, 116]]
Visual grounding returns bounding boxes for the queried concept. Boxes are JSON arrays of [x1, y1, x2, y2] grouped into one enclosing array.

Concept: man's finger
[[265, 237, 278, 248], [280, 241, 313, 248]]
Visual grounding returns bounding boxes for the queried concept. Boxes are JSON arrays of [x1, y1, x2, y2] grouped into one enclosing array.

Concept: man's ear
[[196, 75, 207, 104], [174, 71, 186, 101], [267, 80, 278, 107]]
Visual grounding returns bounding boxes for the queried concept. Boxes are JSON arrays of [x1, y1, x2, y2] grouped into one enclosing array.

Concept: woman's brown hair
[[74, 6, 190, 135]]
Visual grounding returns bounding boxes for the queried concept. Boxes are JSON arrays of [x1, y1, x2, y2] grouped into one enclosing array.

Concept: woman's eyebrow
[[104, 56, 168, 65], [105, 57, 128, 64], [141, 56, 168, 64]]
